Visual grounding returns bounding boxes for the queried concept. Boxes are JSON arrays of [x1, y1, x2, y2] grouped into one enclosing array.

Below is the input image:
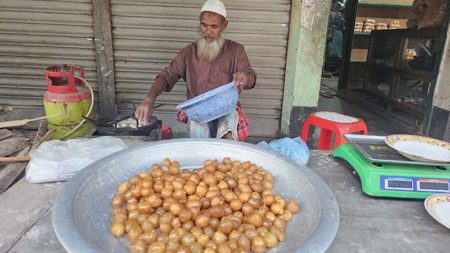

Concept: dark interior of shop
[[319, 0, 449, 136]]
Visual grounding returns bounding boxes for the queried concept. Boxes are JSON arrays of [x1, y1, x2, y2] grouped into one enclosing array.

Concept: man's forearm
[[144, 76, 168, 102], [135, 76, 169, 124]]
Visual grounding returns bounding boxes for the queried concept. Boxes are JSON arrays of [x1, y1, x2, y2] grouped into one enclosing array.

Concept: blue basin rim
[[176, 82, 235, 110]]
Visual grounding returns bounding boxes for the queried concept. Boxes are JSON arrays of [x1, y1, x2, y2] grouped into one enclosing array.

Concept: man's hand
[[134, 97, 155, 126], [233, 72, 248, 91]]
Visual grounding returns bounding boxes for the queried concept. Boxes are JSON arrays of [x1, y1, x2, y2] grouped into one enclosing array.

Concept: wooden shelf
[[354, 32, 371, 36], [344, 0, 414, 90], [391, 100, 425, 117], [361, 27, 440, 120], [367, 63, 395, 71], [398, 68, 433, 81], [358, 2, 412, 8], [365, 90, 425, 117], [368, 64, 433, 81], [351, 49, 368, 61], [363, 89, 392, 103]]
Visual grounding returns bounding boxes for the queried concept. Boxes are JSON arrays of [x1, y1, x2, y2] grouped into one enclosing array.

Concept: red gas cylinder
[[43, 65, 94, 139]]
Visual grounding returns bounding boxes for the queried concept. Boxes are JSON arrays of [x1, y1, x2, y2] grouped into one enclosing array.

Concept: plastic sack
[[26, 136, 128, 183], [257, 137, 310, 166]]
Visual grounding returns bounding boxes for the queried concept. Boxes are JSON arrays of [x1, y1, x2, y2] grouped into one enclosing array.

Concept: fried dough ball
[[128, 239, 146, 253], [118, 182, 130, 194], [251, 235, 266, 253], [111, 222, 125, 237], [148, 241, 165, 253], [195, 214, 210, 228], [111, 158, 301, 253], [287, 199, 300, 213]]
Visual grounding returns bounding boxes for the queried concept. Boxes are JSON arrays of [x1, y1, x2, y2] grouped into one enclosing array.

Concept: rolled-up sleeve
[[235, 45, 256, 89], [156, 48, 187, 92]]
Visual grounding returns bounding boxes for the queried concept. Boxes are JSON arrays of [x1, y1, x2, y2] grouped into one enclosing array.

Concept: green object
[[357, 2, 412, 8], [333, 143, 450, 199], [43, 99, 94, 140], [354, 32, 371, 36], [329, 30, 343, 57], [281, 0, 332, 134], [172, 131, 190, 138]]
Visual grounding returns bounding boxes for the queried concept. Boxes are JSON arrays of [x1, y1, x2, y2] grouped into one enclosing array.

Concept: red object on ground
[[300, 111, 368, 150], [161, 124, 173, 140]]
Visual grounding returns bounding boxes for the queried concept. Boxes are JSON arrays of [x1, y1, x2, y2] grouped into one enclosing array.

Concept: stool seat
[[301, 111, 368, 150], [314, 111, 359, 123]]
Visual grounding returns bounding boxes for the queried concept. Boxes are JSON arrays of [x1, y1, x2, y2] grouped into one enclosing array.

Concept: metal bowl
[[53, 139, 339, 253]]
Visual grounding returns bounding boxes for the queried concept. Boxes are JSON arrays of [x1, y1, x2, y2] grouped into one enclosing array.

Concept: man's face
[[200, 12, 227, 43]]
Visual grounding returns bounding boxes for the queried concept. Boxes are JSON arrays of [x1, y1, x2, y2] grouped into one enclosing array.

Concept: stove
[[91, 115, 162, 141]]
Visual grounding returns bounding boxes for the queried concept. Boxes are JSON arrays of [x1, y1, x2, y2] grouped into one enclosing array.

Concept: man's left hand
[[233, 72, 248, 90]]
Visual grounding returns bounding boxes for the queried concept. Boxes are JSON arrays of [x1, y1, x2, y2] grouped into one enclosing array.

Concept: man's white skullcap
[[201, 0, 227, 19]]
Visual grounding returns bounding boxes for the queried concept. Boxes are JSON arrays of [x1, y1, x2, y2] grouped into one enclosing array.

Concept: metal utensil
[[53, 139, 340, 253]]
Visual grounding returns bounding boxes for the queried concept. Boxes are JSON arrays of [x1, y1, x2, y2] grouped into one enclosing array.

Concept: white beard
[[196, 36, 225, 61]]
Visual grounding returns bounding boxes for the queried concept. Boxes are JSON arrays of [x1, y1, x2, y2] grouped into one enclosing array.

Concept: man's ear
[[223, 20, 228, 30]]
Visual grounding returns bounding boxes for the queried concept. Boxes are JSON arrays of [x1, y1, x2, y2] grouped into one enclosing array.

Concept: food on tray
[[110, 158, 300, 253], [389, 20, 401, 29], [116, 118, 138, 129], [375, 22, 388, 30], [354, 22, 364, 32], [362, 19, 376, 32]]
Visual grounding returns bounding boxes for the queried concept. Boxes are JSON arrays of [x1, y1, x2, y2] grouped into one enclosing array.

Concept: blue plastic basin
[[176, 82, 238, 124]]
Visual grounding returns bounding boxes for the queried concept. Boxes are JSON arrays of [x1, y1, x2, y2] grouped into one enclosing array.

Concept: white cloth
[[201, 0, 227, 18], [188, 110, 238, 140]]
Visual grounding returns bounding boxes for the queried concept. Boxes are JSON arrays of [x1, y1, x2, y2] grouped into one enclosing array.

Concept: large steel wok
[[53, 139, 339, 253]]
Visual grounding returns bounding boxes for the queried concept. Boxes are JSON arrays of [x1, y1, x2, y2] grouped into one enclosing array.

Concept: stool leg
[[334, 134, 346, 149], [300, 125, 310, 143], [318, 129, 332, 150], [300, 118, 312, 143], [362, 126, 368, 135]]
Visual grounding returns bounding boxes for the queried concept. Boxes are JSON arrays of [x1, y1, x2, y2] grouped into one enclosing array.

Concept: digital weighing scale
[[332, 134, 450, 199]]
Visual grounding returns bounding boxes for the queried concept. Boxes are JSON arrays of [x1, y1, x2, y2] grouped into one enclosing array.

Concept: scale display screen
[[380, 176, 450, 193]]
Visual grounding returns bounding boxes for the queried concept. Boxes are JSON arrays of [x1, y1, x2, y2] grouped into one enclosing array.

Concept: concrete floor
[[318, 77, 418, 137]]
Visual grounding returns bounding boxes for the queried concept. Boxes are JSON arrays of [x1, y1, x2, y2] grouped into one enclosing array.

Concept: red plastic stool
[[300, 111, 368, 150]]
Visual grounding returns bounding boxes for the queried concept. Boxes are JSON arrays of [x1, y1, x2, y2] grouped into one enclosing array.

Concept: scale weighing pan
[[333, 143, 450, 199], [385, 134, 450, 164], [343, 134, 450, 167]]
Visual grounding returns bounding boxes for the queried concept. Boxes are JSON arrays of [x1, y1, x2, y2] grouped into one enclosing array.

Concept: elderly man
[[135, 0, 256, 140]]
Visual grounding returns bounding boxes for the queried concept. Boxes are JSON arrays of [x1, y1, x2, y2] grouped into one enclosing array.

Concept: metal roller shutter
[[111, 0, 290, 137], [0, 0, 97, 121]]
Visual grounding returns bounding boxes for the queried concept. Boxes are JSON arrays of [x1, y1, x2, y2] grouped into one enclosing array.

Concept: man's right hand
[[135, 97, 155, 126]]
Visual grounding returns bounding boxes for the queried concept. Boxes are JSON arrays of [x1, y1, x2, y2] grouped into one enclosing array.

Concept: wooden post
[[92, 0, 116, 117]]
